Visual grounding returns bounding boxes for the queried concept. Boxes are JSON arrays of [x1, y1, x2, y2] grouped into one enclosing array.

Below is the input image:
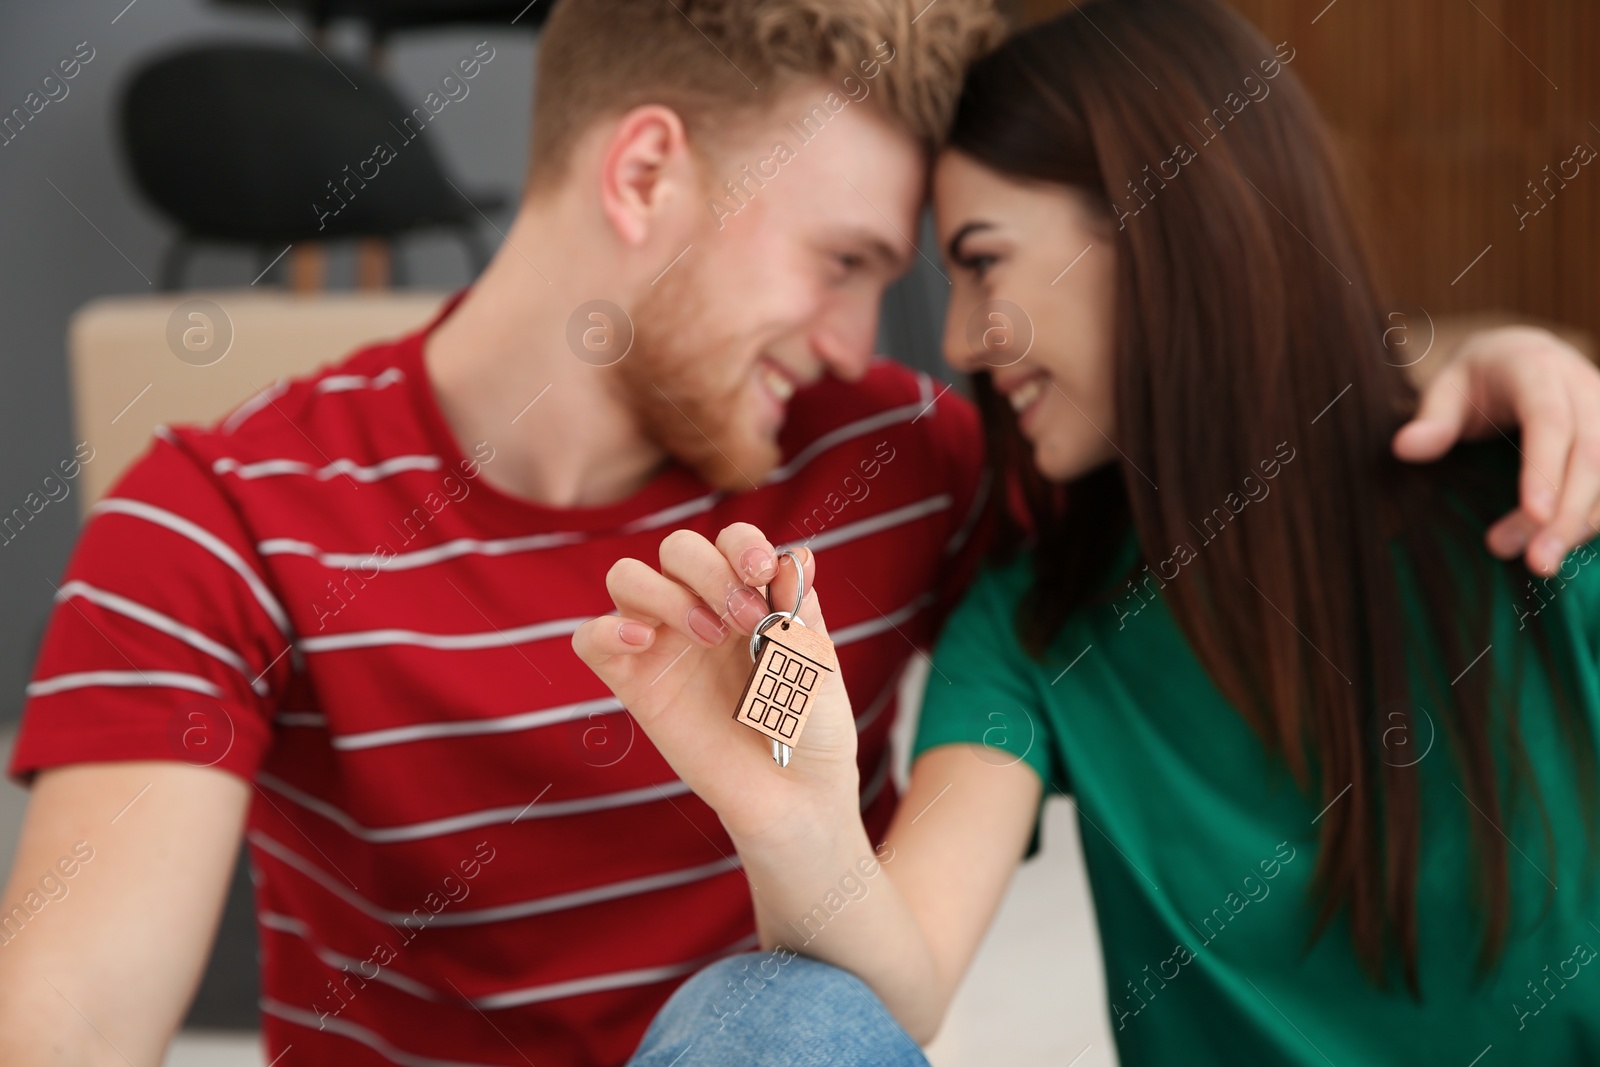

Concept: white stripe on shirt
[[260, 530, 586, 574], [248, 830, 741, 925], [765, 401, 924, 484], [258, 910, 310, 936], [26, 669, 224, 699], [314, 367, 405, 394], [780, 494, 952, 555], [255, 772, 693, 844], [259, 912, 441, 1000], [55, 580, 268, 696], [944, 468, 990, 557], [298, 615, 589, 655], [828, 593, 936, 647], [618, 491, 724, 535], [312, 945, 442, 1002], [332, 696, 622, 751], [90, 497, 293, 639], [260, 998, 509, 1067], [853, 671, 901, 736], [221, 378, 288, 435], [259, 909, 758, 1010], [213, 454, 441, 482], [476, 934, 761, 1009]]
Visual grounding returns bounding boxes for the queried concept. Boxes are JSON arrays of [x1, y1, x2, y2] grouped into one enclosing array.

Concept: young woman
[[578, 1, 1600, 1063]]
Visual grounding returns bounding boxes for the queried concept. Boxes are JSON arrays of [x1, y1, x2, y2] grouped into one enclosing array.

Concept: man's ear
[[598, 104, 695, 247]]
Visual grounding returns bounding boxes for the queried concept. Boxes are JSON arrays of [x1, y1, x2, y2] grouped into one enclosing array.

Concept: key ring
[[747, 549, 806, 663], [730, 546, 834, 769]]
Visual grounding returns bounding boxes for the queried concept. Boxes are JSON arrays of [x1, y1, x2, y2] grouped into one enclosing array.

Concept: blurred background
[[0, 0, 1594, 1063]]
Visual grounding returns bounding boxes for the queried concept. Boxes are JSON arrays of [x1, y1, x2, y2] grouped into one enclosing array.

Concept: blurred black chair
[[209, 0, 553, 48], [120, 43, 507, 289]]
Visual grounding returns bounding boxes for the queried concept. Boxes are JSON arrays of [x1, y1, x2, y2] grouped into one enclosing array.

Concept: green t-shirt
[[914, 469, 1600, 1065]]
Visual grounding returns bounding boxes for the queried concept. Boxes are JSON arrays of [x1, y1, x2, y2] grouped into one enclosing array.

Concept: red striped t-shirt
[[10, 293, 987, 1066]]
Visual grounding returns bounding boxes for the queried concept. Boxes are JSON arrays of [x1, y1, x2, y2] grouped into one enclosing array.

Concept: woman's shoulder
[[970, 550, 1036, 602], [950, 538, 1141, 663], [958, 542, 1131, 625], [939, 552, 1035, 653]]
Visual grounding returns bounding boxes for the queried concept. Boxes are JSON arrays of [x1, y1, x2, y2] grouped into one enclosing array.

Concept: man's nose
[[810, 303, 879, 381]]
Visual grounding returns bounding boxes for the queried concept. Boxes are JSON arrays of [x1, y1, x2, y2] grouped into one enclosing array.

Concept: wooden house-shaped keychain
[[734, 616, 837, 752]]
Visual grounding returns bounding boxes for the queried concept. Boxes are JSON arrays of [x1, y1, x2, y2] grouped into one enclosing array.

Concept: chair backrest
[[68, 289, 449, 511], [120, 43, 472, 242]]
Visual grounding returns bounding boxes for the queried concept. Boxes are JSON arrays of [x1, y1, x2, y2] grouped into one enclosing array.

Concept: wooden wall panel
[[1015, 0, 1599, 342]]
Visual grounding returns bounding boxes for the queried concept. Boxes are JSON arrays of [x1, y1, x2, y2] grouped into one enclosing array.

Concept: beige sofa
[[68, 289, 450, 511]]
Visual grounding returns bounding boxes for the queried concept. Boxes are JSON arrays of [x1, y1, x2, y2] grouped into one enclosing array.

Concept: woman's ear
[[598, 104, 695, 247]]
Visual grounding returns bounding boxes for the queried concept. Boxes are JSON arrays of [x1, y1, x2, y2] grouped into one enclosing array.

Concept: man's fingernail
[[1531, 488, 1557, 519], [687, 605, 728, 645], [618, 621, 653, 646], [727, 587, 767, 630], [740, 547, 776, 582]]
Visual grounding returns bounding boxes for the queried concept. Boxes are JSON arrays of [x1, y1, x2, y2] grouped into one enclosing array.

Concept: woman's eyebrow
[[946, 221, 996, 261]]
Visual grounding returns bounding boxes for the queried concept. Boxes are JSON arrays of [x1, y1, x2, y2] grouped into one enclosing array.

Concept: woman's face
[[933, 149, 1119, 483]]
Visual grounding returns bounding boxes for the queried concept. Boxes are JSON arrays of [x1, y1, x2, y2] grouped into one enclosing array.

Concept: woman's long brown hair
[[951, 0, 1592, 991]]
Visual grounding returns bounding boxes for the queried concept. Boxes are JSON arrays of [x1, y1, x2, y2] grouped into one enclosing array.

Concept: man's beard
[[616, 258, 781, 492]]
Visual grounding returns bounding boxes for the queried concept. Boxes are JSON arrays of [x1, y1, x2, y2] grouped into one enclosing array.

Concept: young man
[[1, 1, 1597, 1065]]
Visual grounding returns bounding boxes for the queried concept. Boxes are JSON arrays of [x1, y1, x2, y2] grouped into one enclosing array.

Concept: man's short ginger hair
[[525, 0, 1007, 192]]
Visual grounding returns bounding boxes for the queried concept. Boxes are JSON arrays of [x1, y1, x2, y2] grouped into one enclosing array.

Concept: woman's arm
[[1396, 323, 1600, 573], [736, 746, 1041, 1043], [573, 524, 1041, 1042]]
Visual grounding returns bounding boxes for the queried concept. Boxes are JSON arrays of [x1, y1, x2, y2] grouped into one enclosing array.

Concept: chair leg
[[355, 237, 390, 290], [458, 225, 490, 278], [161, 239, 194, 291], [288, 245, 327, 292]]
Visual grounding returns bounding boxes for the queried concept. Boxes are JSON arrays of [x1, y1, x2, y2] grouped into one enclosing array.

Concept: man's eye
[[835, 253, 866, 274]]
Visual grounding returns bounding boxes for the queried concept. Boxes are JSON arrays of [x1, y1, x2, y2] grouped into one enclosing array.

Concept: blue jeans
[[627, 951, 930, 1067]]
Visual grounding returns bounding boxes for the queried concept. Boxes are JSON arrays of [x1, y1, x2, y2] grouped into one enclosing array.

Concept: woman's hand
[[577, 525, 1042, 1043], [572, 523, 860, 846]]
